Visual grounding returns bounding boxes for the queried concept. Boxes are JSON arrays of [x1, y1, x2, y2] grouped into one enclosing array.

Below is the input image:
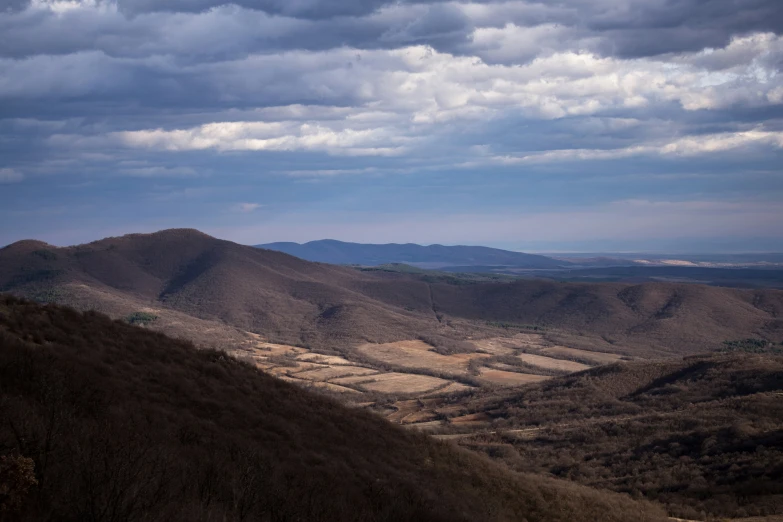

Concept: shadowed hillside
[[433, 353, 783, 520], [1, 229, 782, 356], [0, 296, 669, 522]]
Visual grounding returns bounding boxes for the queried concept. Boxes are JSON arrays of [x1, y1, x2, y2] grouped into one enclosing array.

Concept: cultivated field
[[233, 330, 629, 428], [477, 368, 551, 386], [514, 352, 591, 372], [356, 340, 488, 376], [539, 345, 628, 365]]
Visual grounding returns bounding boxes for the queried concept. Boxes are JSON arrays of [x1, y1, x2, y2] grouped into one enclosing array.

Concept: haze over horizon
[[1, 0, 782, 252]]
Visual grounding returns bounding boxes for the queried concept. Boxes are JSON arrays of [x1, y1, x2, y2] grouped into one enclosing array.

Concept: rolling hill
[[431, 350, 783, 520], [257, 239, 569, 268], [1, 228, 782, 356], [0, 295, 669, 521]]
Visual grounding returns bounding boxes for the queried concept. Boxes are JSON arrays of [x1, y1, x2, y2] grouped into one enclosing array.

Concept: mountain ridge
[[257, 239, 570, 268]]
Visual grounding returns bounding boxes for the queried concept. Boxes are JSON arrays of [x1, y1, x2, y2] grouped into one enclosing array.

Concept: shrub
[[125, 312, 159, 325], [720, 339, 782, 354]]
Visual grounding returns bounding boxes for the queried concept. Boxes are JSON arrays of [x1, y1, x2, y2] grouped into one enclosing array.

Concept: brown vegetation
[[433, 354, 783, 520], [0, 296, 669, 522]]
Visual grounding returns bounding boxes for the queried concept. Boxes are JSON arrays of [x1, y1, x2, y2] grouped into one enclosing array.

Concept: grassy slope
[[0, 296, 668, 522]]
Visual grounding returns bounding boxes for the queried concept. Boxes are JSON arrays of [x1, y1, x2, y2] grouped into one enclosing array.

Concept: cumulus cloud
[[29, 33, 783, 164], [115, 121, 410, 156]]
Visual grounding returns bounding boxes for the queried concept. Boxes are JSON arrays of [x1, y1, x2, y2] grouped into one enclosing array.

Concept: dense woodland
[[0, 296, 668, 522]]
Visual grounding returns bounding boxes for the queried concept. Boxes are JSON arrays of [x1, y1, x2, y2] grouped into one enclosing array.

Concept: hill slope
[[435, 352, 783, 519], [429, 279, 783, 356], [0, 296, 668, 521], [0, 229, 448, 348], [1, 229, 782, 356], [258, 239, 568, 268]]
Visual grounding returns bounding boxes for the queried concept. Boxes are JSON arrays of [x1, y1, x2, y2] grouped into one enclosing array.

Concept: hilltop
[[0, 296, 668, 521]]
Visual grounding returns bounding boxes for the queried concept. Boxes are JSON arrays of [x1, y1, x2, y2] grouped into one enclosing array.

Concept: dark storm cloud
[[112, 0, 783, 60], [587, 0, 783, 58], [1, 0, 780, 63], [115, 0, 390, 18], [0, 3, 474, 62]]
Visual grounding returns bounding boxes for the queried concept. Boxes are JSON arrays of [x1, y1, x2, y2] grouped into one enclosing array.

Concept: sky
[[1, 0, 782, 252]]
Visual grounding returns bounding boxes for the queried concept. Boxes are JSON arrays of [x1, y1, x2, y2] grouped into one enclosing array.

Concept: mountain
[[1, 228, 783, 356], [433, 350, 783, 520], [257, 239, 569, 268], [0, 296, 668, 521], [0, 229, 465, 351]]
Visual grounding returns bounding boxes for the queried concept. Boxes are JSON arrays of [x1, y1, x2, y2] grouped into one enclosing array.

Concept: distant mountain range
[[256, 239, 569, 269]]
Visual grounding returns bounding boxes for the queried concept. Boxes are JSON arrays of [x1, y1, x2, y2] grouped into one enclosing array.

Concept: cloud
[[0, 168, 24, 183], [21, 33, 783, 115], [473, 129, 783, 165], [119, 165, 198, 177], [232, 202, 263, 212], [31, 33, 782, 165], [114, 0, 389, 18], [4, 0, 782, 71], [115, 121, 410, 156]]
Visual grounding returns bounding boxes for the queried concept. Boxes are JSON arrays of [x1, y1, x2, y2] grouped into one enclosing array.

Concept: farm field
[[539, 345, 628, 365], [355, 340, 486, 375], [233, 331, 628, 428], [477, 368, 551, 386], [514, 352, 591, 372]]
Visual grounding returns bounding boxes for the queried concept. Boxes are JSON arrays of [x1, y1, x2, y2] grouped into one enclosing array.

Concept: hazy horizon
[[4, 227, 782, 257]]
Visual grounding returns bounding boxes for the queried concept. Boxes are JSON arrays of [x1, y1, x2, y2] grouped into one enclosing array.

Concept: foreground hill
[[0, 296, 668, 521], [1, 229, 782, 356], [257, 239, 568, 268], [434, 351, 783, 520]]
